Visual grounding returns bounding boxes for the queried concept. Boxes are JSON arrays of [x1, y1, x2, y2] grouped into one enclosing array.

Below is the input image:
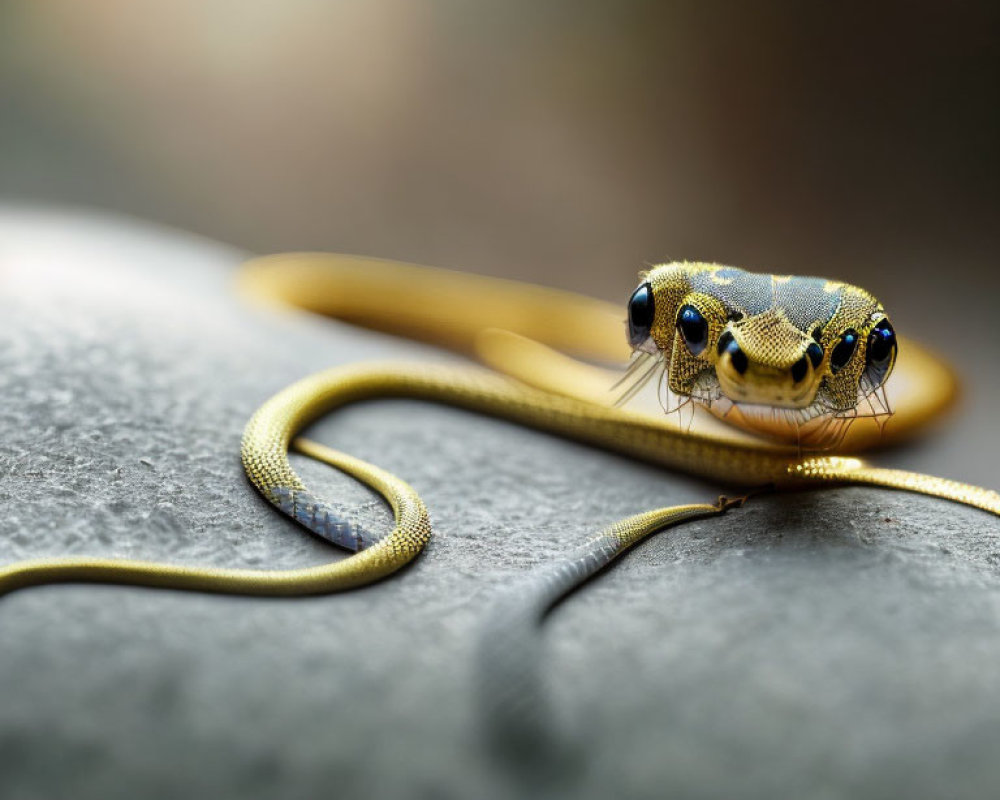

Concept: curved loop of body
[[0, 254, 996, 596]]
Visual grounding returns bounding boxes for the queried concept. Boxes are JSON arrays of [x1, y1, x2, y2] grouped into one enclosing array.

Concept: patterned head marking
[[623, 262, 898, 445]]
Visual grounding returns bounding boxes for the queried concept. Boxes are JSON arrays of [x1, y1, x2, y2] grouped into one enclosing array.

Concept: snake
[[1, 253, 997, 599]]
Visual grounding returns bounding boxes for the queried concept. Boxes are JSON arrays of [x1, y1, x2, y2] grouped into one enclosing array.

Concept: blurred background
[[2, 8, 1000, 797], [1, 1, 997, 313]]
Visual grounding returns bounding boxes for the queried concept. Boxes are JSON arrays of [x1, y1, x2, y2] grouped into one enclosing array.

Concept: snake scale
[[1, 254, 997, 599]]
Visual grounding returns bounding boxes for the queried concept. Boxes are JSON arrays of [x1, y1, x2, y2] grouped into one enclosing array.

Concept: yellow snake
[[1, 254, 997, 597]]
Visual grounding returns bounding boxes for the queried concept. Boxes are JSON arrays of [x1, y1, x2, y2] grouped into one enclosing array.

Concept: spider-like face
[[622, 262, 898, 446]]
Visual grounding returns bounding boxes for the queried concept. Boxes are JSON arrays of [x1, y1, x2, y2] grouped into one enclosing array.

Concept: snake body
[[1, 254, 997, 596]]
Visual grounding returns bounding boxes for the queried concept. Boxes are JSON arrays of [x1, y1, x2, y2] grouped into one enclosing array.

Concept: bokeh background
[[2, 5, 1000, 798], [2, 0, 997, 310], [4, 0, 998, 472]]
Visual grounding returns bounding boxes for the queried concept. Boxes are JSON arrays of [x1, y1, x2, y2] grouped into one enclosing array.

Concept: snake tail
[[478, 500, 735, 768]]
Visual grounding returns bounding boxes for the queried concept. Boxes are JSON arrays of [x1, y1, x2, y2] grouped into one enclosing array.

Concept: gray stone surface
[[0, 206, 999, 800]]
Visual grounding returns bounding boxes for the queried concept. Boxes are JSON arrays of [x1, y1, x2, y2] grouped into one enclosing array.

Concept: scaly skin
[[0, 254, 996, 596]]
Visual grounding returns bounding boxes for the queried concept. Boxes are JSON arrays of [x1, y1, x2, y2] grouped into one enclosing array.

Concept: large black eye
[[864, 318, 897, 388], [867, 319, 896, 367], [627, 282, 655, 346], [829, 329, 858, 373], [677, 304, 708, 355]]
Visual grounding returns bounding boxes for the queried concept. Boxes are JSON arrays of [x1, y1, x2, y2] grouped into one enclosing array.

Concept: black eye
[[867, 319, 896, 367], [627, 282, 655, 346], [864, 318, 897, 388], [677, 304, 708, 355], [829, 329, 858, 373], [806, 341, 823, 369]]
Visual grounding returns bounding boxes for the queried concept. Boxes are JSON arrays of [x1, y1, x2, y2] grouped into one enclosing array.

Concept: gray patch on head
[[691, 268, 773, 317], [774, 276, 841, 330], [691, 268, 841, 330]]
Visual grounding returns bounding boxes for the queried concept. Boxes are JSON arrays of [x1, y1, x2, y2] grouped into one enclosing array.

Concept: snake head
[[624, 262, 898, 446]]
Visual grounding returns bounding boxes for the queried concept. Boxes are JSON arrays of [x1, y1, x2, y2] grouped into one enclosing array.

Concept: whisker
[[876, 384, 892, 417], [659, 374, 692, 418], [874, 385, 893, 435], [680, 397, 696, 432], [609, 352, 652, 391], [657, 371, 672, 414], [812, 414, 836, 448], [862, 389, 878, 419], [613, 357, 662, 408], [829, 417, 854, 449], [663, 392, 695, 429]]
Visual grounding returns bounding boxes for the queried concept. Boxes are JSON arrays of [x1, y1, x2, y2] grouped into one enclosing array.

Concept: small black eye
[[717, 330, 748, 373], [806, 342, 823, 369], [627, 282, 655, 346], [829, 329, 858, 373], [812, 327, 823, 343], [867, 319, 896, 367], [791, 356, 809, 383], [677, 304, 708, 355]]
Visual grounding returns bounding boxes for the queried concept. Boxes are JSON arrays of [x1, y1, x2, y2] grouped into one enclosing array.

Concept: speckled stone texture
[[1, 206, 999, 800]]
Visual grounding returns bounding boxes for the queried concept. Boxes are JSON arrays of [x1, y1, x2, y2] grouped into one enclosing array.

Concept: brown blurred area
[[1, 1, 997, 319]]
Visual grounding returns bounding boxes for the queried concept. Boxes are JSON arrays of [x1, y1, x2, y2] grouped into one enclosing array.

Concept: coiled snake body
[[1, 254, 997, 597]]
